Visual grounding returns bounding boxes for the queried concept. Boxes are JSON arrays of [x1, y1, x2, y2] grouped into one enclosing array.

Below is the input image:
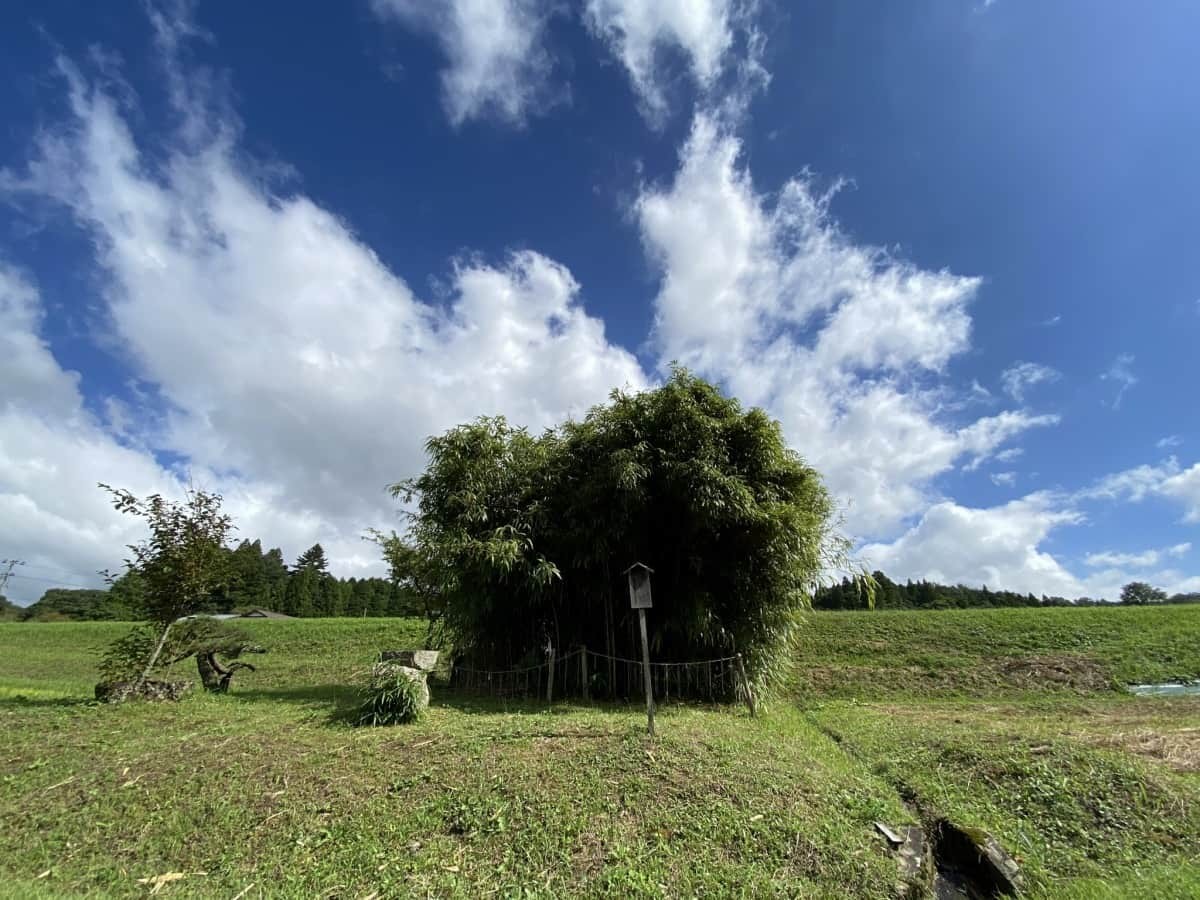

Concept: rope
[[584, 649, 739, 668], [449, 647, 583, 677]]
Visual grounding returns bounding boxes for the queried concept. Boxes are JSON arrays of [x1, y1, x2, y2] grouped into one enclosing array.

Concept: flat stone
[[975, 832, 1024, 894], [379, 649, 440, 672], [895, 825, 931, 897]]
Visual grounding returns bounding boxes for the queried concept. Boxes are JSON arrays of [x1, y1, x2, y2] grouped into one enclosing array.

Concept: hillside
[[1, 609, 1198, 898], [795, 604, 1200, 698]]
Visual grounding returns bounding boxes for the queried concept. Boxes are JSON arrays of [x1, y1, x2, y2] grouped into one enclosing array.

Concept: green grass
[[795, 604, 1200, 698], [1, 608, 1199, 897]]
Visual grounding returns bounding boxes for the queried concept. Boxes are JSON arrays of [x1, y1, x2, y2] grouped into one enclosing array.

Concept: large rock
[[379, 649, 440, 672], [95, 679, 194, 704], [371, 662, 431, 711]]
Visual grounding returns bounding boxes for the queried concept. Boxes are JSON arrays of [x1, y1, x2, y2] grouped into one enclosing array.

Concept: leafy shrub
[[355, 665, 427, 726], [385, 369, 853, 695]]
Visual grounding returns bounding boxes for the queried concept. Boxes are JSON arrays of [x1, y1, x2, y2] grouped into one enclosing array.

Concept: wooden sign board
[[628, 567, 653, 609]]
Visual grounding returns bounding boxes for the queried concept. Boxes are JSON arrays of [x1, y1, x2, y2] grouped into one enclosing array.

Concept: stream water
[[1128, 682, 1200, 697]]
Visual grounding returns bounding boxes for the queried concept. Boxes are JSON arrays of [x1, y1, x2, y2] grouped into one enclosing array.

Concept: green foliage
[[816, 571, 1083, 609], [97, 618, 263, 683], [100, 484, 235, 626], [0, 595, 20, 621], [96, 624, 161, 682], [295, 543, 329, 574], [355, 667, 426, 726], [1121, 581, 1168, 605], [389, 370, 849, 693], [20, 587, 132, 621]]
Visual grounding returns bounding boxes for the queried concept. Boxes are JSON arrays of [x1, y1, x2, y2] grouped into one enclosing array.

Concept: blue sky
[[2, 0, 1198, 604]]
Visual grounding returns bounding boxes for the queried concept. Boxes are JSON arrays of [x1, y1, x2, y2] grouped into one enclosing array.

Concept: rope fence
[[443, 645, 751, 708]]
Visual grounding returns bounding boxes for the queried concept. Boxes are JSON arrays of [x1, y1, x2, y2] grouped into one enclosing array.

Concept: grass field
[[1, 607, 1198, 898]]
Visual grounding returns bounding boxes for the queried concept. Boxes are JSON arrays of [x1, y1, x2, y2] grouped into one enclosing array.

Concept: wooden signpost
[[624, 562, 655, 737]]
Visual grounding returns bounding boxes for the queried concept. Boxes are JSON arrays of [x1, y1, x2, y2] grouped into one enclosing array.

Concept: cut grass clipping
[[355, 664, 428, 726]]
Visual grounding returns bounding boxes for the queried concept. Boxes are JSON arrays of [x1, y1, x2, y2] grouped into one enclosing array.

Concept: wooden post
[[735, 653, 757, 717], [581, 645, 589, 700], [638, 607, 655, 736], [546, 644, 556, 703]]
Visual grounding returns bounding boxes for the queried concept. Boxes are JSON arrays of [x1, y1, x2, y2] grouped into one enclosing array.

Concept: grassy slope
[[1, 608, 1198, 898], [794, 605, 1200, 698]]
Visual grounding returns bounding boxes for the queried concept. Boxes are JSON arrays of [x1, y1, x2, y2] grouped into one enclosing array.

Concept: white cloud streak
[[1000, 360, 1059, 403], [1101, 352, 1137, 409], [371, 0, 559, 126], [585, 0, 763, 123], [1084, 543, 1191, 569]]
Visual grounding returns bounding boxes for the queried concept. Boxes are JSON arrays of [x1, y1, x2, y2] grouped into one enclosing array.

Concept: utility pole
[[0, 559, 25, 596]]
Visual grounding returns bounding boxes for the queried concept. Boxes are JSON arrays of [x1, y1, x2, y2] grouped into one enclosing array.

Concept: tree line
[[814, 572, 1200, 610], [6, 540, 419, 621]]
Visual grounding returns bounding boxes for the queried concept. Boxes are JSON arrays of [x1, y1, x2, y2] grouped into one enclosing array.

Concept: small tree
[[1120, 581, 1167, 605], [100, 483, 234, 686], [100, 619, 265, 693]]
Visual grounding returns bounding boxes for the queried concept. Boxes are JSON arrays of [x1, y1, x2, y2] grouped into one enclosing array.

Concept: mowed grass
[[0, 620, 907, 898], [794, 604, 1200, 698], [1, 607, 1199, 898]]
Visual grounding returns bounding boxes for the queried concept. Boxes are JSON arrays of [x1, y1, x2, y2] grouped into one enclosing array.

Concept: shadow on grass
[[0, 694, 94, 709], [235, 683, 359, 706], [234, 680, 727, 731]]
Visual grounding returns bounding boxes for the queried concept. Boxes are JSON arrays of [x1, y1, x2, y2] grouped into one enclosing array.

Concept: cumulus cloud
[[1157, 435, 1183, 450], [635, 115, 1057, 536], [3, 13, 1195, 607], [861, 493, 1085, 596], [0, 44, 644, 600], [990, 472, 1016, 487], [1000, 360, 1059, 402], [861, 487, 1198, 600], [371, 0, 559, 125]]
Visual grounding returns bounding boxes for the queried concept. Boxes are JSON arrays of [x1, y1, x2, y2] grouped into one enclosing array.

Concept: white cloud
[[1101, 352, 1137, 409], [1161, 464, 1200, 523], [1040, 314, 1061, 326], [1077, 456, 1200, 522], [585, 0, 756, 121], [990, 472, 1016, 487], [995, 447, 1024, 463], [861, 493, 1085, 596], [1000, 360, 1059, 402], [1157, 435, 1183, 449], [1079, 458, 1180, 503], [3, 19, 1194, 609], [634, 115, 1057, 536], [1084, 543, 1191, 569], [371, 0, 558, 126], [861, 493, 1195, 600], [0, 47, 645, 600]]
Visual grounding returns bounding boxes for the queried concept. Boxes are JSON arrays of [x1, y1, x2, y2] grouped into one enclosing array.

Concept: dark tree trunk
[[196, 652, 254, 693]]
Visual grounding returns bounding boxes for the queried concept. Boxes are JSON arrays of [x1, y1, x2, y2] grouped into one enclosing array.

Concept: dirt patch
[[990, 655, 1112, 692], [1079, 727, 1200, 773]]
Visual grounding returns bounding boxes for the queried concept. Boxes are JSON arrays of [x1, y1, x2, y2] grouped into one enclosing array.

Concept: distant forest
[[6, 553, 1200, 622], [3, 540, 421, 622], [814, 571, 1200, 610]]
